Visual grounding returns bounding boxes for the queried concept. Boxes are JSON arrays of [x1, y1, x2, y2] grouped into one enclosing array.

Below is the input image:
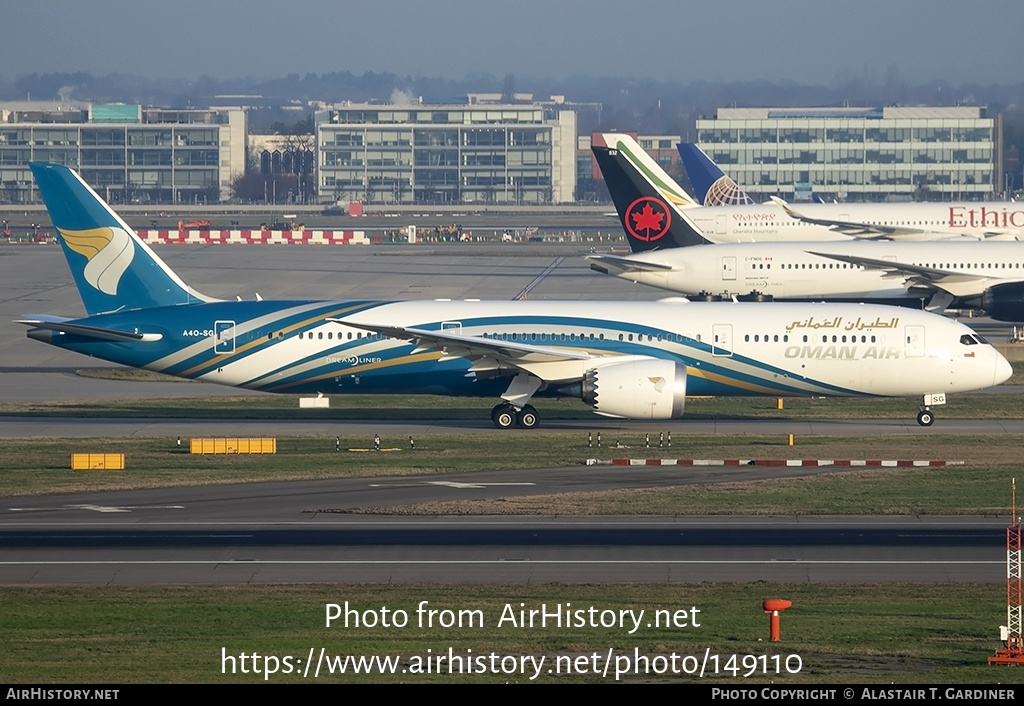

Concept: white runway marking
[[7, 504, 185, 513]]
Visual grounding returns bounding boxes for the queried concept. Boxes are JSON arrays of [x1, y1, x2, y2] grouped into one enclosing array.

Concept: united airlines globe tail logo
[[704, 176, 754, 206], [625, 197, 670, 242], [59, 226, 136, 296]]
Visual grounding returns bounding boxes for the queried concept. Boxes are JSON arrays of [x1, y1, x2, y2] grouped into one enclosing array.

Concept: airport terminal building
[[315, 101, 577, 205], [695, 106, 996, 202]]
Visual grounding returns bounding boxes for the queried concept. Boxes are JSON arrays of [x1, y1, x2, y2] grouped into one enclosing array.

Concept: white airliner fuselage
[[688, 201, 1024, 242], [590, 240, 1024, 309]]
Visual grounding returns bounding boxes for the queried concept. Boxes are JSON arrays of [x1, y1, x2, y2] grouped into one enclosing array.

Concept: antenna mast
[[990, 478, 1024, 665]]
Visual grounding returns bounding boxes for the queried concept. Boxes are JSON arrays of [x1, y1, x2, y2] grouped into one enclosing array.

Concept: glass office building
[[317, 103, 577, 205], [696, 106, 995, 201], [0, 103, 246, 204]]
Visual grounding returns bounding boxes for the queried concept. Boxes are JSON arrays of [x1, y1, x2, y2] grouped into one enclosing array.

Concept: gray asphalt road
[[0, 472, 1008, 584]]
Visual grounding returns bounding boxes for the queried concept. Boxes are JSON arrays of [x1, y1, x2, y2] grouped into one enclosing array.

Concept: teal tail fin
[[30, 163, 212, 315]]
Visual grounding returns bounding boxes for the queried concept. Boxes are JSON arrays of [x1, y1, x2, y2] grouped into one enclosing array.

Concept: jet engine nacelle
[[981, 282, 1024, 322], [581, 357, 687, 419]]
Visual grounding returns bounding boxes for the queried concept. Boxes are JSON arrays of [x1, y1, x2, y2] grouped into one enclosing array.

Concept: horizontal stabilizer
[[17, 316, 163, 342], [585, 253, 674, 274]]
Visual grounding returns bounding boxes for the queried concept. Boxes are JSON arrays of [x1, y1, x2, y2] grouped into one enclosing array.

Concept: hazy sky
[[5, 0, 1023, 86]]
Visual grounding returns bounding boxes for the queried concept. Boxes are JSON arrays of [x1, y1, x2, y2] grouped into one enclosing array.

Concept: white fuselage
[[609, 240, 1024, 302], [90, 299, 1004, 400], [686, 202, 1024, 242]]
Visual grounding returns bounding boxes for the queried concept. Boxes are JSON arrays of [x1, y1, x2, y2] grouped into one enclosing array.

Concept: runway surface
[[0, 243, 1017, 586], [0, 471, 1007, 584]]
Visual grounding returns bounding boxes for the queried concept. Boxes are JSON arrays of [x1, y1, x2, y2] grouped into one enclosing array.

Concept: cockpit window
[[960, 334, 986, 345]]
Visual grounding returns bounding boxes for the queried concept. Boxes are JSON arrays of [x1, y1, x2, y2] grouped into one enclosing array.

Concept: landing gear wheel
[[516, 404, 539, 429], [491, 404, 516, 429], [916, 409, 935, 427]]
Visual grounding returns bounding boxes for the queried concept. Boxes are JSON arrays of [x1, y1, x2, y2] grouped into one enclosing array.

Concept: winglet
[[769, 195, 802, 219]]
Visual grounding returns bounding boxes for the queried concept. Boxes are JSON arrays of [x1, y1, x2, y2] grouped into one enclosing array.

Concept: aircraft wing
[[807, 251, 999, 298], [771, 197, 933, 240], [585, 253, 674, 275], [16, 315, 164, 342], [328, 319, 597, 366]]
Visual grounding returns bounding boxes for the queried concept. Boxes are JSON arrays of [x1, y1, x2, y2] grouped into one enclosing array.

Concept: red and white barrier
[[586, 458, 964, 467], [136, 229, 369, 245]]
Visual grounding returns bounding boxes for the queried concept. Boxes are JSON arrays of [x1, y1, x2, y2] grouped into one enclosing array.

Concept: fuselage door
[[214, 320, 236, 354], [712, 323, 733, 357], [441, 321, 462, 336], [904, 325, 925, 358], [721, 256, 737, 281], [715, 214, 728, 236]]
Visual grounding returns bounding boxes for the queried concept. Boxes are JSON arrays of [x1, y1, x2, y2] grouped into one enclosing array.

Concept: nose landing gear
[[916, 393, 945, 427]]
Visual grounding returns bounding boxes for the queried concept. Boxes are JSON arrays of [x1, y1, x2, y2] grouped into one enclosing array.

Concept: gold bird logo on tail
[[59, 226, 135, 296]]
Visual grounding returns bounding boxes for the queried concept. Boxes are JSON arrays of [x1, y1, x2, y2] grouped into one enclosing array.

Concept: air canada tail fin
[[591, 133, 710, 252], [30, 163, 213, 315], [676, 143, 754, 206]]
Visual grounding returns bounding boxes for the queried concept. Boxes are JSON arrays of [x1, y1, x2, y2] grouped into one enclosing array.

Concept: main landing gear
[[490, 403, 539, 429]]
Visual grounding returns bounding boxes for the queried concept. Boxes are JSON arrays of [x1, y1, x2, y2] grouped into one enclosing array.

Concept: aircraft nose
[[994, 351, 1013, 386]]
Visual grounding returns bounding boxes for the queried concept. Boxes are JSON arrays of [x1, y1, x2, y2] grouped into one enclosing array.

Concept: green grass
[[75, 367, 195, 383], [415, 463, 1019, 516], [1, 434, 1019, 517], [0, 583, 1011, 683], [1005, 360, 1024, 385]]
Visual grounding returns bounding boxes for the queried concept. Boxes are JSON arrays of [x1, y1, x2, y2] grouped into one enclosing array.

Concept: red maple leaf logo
[[625, 197, 670, 241], [631, 203, 664, 234]]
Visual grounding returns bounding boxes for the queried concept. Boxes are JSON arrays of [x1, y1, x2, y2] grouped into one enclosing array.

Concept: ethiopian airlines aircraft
[[20, 163, 1010, 427], [593, 133, 1024, 248]]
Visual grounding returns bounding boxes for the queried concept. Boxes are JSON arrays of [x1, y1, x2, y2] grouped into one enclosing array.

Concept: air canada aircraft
[[588, 237, 1024, 321], [591, 134, 1024, 320], [593, 133, 1024, 247], [21, 163, 1011, 427]]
